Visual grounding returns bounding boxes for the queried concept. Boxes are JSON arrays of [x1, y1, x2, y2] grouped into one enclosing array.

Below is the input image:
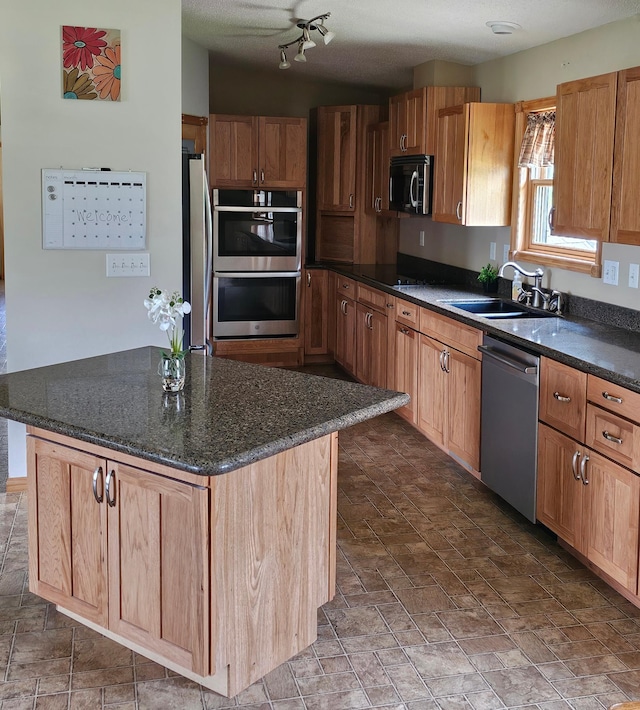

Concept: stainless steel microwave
[[389, 155, 433, 215]]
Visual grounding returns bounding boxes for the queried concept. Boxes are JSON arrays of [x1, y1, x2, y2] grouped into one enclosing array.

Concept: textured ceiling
[[182, 0, 640, 90]]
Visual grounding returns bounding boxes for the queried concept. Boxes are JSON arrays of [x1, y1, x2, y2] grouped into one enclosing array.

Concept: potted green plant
[[478, 263, 499, 293]]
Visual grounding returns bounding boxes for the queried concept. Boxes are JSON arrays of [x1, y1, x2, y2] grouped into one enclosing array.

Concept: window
[[511, 98, 600, 275]]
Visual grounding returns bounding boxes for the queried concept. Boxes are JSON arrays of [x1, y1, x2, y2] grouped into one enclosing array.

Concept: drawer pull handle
[[580, 452, 590, 485], [602, 430, 623, 445], [386, 303, 394, 308], [602, 391, 623, 404], [402, 310, 412, 316], [571, 450, 581, 481], [553, 392, 571, 402], [401, 328, 410, 335]]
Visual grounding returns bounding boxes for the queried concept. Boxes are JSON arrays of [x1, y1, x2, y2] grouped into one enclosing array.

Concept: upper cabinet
[[388, 86, 481, 157], [365, 121, 391, 216], [209, 114, 307, 189], [433, 102, 515, 226], [553, 73, 617, 242], [315, 105, 381, 264]]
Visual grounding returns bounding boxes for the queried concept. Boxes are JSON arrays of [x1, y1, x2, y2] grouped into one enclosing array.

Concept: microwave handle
[[214, 271, 300, 279], [409, 170, 418, 209]]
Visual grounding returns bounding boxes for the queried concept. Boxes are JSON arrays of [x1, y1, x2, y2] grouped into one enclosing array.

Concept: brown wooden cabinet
[[539, 356, 587, 441], [553, 73, 617, 242], [27, 434, 210, 675], [303, 269, 330, 359], [394, 323, 419, 426], [210, 114, 306, 189], [315, 105, 381, 264], [433, 102, 515, 226], [388, 86, 481, 157], [335, 292, 356, 376], [366, 121, 391, 216], [356, 303, 388, 389]]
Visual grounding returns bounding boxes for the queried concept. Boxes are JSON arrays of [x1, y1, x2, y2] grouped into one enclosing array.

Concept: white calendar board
[[42, 169, 146, 249]]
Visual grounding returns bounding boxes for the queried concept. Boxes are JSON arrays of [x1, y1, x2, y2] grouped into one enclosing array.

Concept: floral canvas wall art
[[62, 26, 121, 101]]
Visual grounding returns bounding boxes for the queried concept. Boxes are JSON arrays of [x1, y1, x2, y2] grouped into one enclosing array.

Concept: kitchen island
[[0, 347, 408, 697]]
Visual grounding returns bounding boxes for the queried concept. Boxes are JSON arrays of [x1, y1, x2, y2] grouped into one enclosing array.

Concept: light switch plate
[[106, 253, 150, 277], [419, 230, 425, 247], [603, 260, 619, 286], [630, 263, 639, 289], [489, 242, 496, 261], [503, 244, 510, 263]]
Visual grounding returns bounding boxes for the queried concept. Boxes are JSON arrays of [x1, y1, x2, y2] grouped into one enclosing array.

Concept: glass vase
[[158, 354, 186, 393]]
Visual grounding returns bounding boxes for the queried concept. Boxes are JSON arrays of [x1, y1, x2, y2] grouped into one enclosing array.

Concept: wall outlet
[[419, 230, 425, 247], [630, 263, 640, 289], [106, 253, 150, 277], [503, 244, 510, 264], [489, 242, 496, 261], [603, 259, 619, 286]]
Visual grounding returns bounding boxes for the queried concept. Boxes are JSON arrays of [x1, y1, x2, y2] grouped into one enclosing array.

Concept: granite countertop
[[312, 262, 640, 394], [0, 347, 409, 476]]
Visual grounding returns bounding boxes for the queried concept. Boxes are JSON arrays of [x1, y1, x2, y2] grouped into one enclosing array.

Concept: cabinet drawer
[[358, 284, 393, 313], [335, 276, 356, 296], [586, 404, 640, 471], [539, 358, 587, 441], [419, 309, 482, 359], [587, 375, 640, 424], [395, 300, 420, 327]]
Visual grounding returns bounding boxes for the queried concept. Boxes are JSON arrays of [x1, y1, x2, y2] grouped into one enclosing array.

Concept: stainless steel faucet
[[499, 261, 545, 308]]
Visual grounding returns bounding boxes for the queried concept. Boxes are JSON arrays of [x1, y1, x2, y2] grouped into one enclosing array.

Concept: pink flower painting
[[61, 26, 121, 102]]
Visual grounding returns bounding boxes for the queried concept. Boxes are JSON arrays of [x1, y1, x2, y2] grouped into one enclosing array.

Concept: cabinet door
[[388, 93, 406, 156], [259, 116, 306, 189], [433, 105, 466, 224], [403, 88, 427, 155], [611, 67, 640, 245], [335, 294, 356, 375], [366, 122, 390, 216], [357, 305, 387, 389], [317, 106, 357, 211], [417, 334, 446, 448], [303, 269, 329, 356], [394, 324, 418, 425], [447, 348, 481, 471], [536, 424, 583, 548], [107, 463, 210, 676], [582, 450, 640, 593], [356, 302, 371, 384], [27, 437, 108, 626], [209, 114, 259, 188], [553, 73, 617, 240]]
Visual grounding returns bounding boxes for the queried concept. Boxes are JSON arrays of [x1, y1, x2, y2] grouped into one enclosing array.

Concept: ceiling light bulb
[[317, 24, 335, 45], [279, 49, 290, 69], [486, 21, 521, 35], [301, 27, 316, 50], [294, 42, 306, 62]]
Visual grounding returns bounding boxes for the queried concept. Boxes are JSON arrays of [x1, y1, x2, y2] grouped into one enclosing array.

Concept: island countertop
[[0, 346, 409, 476]]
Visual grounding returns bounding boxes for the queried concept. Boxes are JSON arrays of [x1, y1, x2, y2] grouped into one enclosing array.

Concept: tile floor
[[2, 404, 640, 709]]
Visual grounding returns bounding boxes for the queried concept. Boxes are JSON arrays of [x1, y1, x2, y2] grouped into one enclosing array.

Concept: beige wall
[[0, 0, 182, 476], [182, 36, 209, 117], [209, 58, 389, 116], [404, 17, 640, 309]]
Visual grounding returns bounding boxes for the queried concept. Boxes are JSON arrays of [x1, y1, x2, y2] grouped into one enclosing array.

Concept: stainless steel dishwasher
[[479, 335, 539, 523]]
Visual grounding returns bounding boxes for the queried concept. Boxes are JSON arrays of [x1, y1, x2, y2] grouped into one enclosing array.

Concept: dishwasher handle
[[478, 345, 538, 375]]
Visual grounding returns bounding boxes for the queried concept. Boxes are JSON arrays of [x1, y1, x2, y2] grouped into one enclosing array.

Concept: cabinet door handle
[[105, 469, 117, 507], [400, 327, 409, 335], [349, 194, 354, 209], [602, 391, 623, 404], [252, 169, 258, 184], [553, 392, 571, 402], [455, 201, 462, 221], [580, 452, 590, 485], [92, 466, 104, 504], [602, 430, 623, 445], [439, 349, 447, 372], [342, 282, 350, 290], [571, 450, 581, 481], [260, 169, 265, 184], [401, 134, 407, 151], [444, 350, 450, 373], [386, 303, 394, 309], [548, 206, 556, 232], [402, 310, 411, 316], [367, 312, 373, 329], [307, 272, 311, 287]]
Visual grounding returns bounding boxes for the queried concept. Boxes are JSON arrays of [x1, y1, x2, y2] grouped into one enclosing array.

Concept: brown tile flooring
[[3, 411, 640, 709]]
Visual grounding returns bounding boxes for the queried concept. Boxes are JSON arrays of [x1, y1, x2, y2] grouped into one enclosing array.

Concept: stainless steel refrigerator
[[181, 153, 213, 353]]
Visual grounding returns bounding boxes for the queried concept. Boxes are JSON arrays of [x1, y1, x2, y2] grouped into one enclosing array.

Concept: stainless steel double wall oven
[[212, 189, 303, 338]]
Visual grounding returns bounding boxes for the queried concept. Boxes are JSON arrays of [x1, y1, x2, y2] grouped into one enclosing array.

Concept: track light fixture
[[278, 12, 334, 70]]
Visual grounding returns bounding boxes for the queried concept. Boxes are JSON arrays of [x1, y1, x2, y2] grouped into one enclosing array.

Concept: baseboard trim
[[6, 477, 27, 493]]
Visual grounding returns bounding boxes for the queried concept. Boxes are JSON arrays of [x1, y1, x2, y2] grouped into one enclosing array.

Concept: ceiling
[[182, 0, 640, 91]]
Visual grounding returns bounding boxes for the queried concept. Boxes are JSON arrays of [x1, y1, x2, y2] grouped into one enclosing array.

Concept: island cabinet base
[[26, 427, 338, 698]]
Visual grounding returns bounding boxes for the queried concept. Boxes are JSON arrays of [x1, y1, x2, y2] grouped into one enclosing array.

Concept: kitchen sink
[[439, 298, 557, 319]]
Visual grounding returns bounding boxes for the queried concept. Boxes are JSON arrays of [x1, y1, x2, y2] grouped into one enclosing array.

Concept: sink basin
[[439, 298, 557, 319]]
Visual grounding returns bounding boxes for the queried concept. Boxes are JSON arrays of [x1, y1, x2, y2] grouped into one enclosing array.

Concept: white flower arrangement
[[144, 287, 192, 358]]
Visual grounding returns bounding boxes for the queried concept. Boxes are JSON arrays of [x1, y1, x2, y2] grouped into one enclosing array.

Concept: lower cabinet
[[394, 323, 419, 425], [417, 334, 481, 471], [335, 292, 356, 375], [27, 435, 210, 675], [355, 302, 388, 389], [537, 422, 640, 593], [303, 269, 331, 359]]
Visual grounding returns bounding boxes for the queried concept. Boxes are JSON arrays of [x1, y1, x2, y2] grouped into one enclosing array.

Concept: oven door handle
[[213, 205, 302, 213], [214, 271, 301, 279]]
